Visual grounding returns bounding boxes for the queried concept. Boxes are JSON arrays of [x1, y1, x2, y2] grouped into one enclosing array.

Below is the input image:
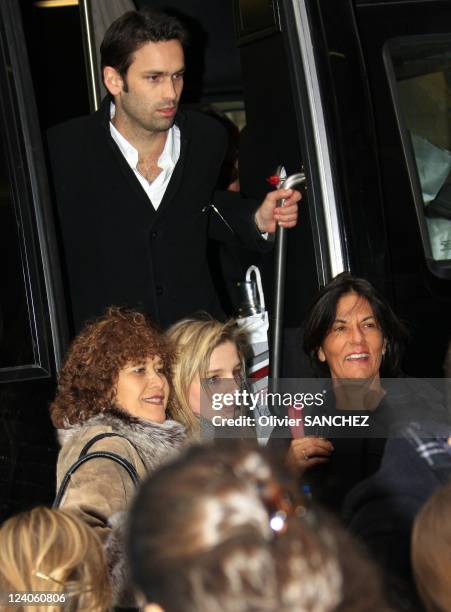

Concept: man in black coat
[[47, 8, 300, 332]]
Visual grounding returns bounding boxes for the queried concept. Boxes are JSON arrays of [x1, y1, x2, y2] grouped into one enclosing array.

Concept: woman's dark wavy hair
[[303, 273, 408, 377], [50, 307, 173, 428], [100, 8, 188, 81]]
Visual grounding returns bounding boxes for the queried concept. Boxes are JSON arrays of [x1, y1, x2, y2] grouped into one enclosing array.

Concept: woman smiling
[[291, 273, 411, 512], [114, 356, 169, 422], [50, 307, 186, 605], [317, 291, 387, 383]]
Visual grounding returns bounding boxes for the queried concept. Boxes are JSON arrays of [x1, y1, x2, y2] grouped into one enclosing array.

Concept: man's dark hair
[[100, 8, 188, 80], [303, 272, 408, 376]]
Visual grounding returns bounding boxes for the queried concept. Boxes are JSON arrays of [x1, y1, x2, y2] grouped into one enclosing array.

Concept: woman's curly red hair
[[50, 307, 174, 428]]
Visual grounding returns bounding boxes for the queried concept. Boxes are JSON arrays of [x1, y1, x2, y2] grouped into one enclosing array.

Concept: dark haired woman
[[293, 272, 445, 513], [50, 307, 186, 605]]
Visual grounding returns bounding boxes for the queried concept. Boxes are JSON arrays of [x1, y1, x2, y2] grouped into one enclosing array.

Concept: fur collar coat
[[55, 407, 186, 606]]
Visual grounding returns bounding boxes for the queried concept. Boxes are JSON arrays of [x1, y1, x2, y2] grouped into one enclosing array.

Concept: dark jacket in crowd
[[303, 378, 448, 514], [47, 98, 271, 332], [343, 419, 451, 611]]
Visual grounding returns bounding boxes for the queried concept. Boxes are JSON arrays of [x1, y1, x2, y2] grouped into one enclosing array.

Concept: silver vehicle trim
[[80, 0, 101, 111], [291, 0, 346, 277]]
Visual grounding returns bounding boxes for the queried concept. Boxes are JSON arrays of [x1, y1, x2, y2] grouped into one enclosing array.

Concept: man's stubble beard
[[126, 102, 178, 135], [147, 114, 176, 133], [118, 85, 178, 135]]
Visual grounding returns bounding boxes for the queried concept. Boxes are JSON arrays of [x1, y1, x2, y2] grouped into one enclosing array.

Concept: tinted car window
[[386, 36, 451, 263]]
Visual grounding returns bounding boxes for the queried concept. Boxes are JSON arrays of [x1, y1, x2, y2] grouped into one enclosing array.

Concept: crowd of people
[[1, 6, 449, 612], [0, 272, 450, 611]]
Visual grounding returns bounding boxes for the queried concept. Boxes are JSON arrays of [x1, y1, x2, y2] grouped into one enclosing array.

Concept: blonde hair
[[0, 507, 111, 612], [412, 484, 451, 612], [166, 317, 248, 437]]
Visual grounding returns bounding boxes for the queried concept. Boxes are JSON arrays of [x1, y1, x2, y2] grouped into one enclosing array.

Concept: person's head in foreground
[[303, 272, 407, 384], [0, 506, 111, 612], [412, 483, 451, 612], [127, 443, 391, 612], [166, 316, 248, 437], [50, 306, 173, 428]]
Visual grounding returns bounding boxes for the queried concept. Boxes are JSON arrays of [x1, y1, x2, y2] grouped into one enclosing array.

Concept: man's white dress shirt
[[109, 104, 180, 209]]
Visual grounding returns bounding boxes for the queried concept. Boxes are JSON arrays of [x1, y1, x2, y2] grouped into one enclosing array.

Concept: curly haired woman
[[49, 307, 186, 605]]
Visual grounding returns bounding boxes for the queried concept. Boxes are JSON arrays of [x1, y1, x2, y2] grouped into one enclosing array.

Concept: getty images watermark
[[207, 388, 371, 429], [200, 378, 451, 439]]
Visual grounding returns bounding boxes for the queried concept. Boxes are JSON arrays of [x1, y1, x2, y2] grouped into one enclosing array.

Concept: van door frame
[[0, 0, 69, 382], [281, 0, 348, 283]]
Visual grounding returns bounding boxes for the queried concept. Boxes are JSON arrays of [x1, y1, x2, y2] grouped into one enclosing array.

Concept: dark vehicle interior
[[0, 0, 450, 520]]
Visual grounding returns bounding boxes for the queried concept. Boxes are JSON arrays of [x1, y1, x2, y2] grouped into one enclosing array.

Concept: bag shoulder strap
[[53, 433, 139, 508], [78, 432, 133, 458]]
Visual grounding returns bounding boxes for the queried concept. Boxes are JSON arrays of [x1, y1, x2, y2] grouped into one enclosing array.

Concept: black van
[[1, 0, 450, 517]]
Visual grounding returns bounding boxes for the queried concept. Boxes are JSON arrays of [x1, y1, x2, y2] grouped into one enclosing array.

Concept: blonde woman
[[166, 317, 249, 439], [0, 506, 110, 612]]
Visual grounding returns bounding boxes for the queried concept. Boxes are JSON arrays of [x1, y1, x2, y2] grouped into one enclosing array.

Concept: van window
[[385, 36, 451, 264]]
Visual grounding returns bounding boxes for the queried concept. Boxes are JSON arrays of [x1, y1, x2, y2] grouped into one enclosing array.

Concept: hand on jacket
[[254, 188, 301, 233], [286, 436, 334, 475]]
